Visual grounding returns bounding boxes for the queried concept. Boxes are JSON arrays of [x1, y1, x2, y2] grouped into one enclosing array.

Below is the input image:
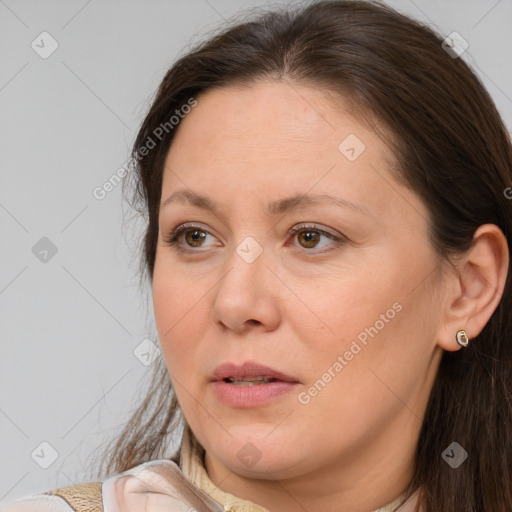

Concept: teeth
[[226, 376, 274, 385]]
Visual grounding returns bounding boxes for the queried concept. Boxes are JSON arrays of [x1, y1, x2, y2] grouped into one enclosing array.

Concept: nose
[[209, 238, 281, 334]]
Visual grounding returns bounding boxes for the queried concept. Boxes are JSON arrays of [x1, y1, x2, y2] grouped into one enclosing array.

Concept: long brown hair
[[89, 1, 512, 510]]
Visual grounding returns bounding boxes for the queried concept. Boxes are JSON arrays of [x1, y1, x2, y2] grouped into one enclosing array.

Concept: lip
[[210, 361, 301, 408], [211, 361, 300, 383]]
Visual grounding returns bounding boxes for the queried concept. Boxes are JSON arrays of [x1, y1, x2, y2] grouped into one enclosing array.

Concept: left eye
[[163, 223, 344, 253], [286, 224, 343, 251]]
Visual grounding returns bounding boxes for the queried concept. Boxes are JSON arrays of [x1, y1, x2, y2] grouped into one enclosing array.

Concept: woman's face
[[152, 81, 446, 481]]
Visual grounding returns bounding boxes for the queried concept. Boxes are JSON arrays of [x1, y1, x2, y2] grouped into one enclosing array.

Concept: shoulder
[[104, 458, 225, 511], [1, 458, 224, 512], [0, 482, 102, 512]]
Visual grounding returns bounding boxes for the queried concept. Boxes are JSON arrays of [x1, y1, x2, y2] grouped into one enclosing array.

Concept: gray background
[[1, 0, 511, 502]]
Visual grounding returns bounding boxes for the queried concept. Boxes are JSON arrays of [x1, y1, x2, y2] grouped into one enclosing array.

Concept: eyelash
[[162, 223, 345, 255]]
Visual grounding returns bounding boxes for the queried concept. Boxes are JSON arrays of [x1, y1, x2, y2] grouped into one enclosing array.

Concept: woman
[[2, 0, 511, 511]]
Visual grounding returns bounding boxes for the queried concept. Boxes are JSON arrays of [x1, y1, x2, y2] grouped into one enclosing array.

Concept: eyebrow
[[160, 189, 370, 217]]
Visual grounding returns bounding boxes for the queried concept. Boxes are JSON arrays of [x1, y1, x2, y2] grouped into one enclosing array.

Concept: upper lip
[[211, 361, 300, 383]]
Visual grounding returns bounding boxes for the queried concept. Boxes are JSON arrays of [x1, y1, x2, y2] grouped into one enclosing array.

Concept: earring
[[456, 329, 469, 347]]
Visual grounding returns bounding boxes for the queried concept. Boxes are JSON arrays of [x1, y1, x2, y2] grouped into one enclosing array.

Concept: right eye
[[162, 223, 217, 253]]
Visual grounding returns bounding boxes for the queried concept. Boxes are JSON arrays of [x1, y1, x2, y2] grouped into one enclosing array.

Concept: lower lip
[[211, 380, 300, 408]]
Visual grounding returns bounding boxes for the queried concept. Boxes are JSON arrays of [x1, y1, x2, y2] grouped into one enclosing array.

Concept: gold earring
[[456, 329, 469, 347]]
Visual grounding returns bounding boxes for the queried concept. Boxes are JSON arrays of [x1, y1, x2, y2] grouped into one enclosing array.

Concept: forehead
[[169, 81, 375, 158], [160, 81, 427, 227], [164, 81, 391, 179]]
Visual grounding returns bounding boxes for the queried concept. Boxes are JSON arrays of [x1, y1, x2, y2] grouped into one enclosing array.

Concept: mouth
[[210, 361, 301, 408], [211, 361, 300, 384]]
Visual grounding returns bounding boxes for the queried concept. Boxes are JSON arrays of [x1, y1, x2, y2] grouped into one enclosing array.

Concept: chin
[[208, 432, 310, 478]]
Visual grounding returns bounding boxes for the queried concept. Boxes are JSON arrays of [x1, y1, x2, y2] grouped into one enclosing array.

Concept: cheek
[[299, 260, 435, 400], [298, 264, 397, 345], [294, 306, 428, 450], [152, 264, 199, 370]]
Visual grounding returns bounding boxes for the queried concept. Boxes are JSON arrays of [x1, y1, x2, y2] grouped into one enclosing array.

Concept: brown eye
[[288, 224, 344, 253], [184, 229, 207, 247], [296, 229, 321, 249], [163, 224, 214, 253]]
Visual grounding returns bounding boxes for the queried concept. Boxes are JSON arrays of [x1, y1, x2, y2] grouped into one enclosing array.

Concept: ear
[[437, 223, 509, 352]]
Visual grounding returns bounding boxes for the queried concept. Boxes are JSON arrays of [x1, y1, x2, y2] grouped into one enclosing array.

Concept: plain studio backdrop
[[1, 0, 511, 503]]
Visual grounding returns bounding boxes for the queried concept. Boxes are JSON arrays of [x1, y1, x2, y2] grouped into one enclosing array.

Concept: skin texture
[[152, 81, 509, 512]]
